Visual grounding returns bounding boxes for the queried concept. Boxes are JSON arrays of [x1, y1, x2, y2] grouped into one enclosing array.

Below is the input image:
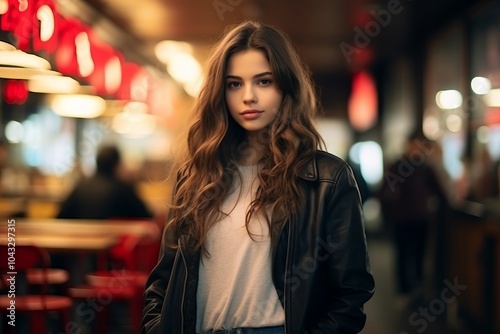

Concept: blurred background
[[0, 0, 499, 333]]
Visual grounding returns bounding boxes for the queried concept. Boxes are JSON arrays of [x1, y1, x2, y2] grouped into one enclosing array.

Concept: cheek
[[224, 91, 233, 106], [225, 92, 239, 116], [272, 93, 283, 110]]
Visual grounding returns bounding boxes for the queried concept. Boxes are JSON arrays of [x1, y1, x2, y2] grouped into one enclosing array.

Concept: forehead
[[226, 49, 271, 76]]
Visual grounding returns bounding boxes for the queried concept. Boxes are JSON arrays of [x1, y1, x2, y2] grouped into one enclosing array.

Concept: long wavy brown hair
[[166, 20, 324, 254]]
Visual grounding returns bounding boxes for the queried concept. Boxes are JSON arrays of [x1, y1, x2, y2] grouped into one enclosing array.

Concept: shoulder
[[299, 150, 352, 183], [315, 150, 349, 172]]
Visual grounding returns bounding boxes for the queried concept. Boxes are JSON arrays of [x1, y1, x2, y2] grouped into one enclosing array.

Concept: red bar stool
[[27, 268, 70, 286], [0, 245, 73, 334], [69, 229, 160, 334]]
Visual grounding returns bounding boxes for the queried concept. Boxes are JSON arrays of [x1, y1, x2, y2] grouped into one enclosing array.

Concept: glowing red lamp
[[348, 71, 378, 132], [3, 80, 29, 104]]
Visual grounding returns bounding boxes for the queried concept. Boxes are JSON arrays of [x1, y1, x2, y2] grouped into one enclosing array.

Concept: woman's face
[[225, 49, 283, 134]]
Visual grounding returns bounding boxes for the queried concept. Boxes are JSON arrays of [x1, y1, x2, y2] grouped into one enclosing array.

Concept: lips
[[240, 109, 263, 120]]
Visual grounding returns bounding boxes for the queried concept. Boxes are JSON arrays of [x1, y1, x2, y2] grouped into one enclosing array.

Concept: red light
[[1, 0, 35, 51], [3, 80, 29, 104], [348, 71, 378, 131], [485, 108, 500, 126], [55, 17, 86, 77]]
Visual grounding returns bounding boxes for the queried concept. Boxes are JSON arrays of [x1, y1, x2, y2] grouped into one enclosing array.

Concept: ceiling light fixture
[[48, 94, 106, 118], [0, 48, 51, 69], [112, 101, 156, 137], [0, 42, 60, 80], [28, 75, 80, 94]]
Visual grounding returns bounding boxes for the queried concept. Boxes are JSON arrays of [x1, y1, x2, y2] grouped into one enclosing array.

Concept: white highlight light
[[105, 56, 122, 94], [445, 114, 463, 133], [484, 88, 500, 107], [476, 125, 489, 144], [37, 5, 55, 42], [0, 49, 51, 69], [349, 141, 383, 186], [471, 77, 491, 95], [358, 141, 383, 186], [50, 94, 106, 118], [155, 40, 203, 97], [167, 53, 202, 85], [423, 114, 442, 140], [155, 40, 193, 64], [435, 90, 462, 110], [5, 121, 24, 143], [29, 75, 80, 94], [112, 101, 156, 137], [75, 32, 94, 77]]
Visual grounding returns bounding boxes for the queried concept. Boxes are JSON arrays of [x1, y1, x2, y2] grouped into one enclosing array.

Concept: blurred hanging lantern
[[348, 71, 378, 132], [1, 0, 35, 51], [3, 79, 29, 104], [32, 0, 59, 54], [116, 61, 141, 100], [55, 18, 88, 77], [86, 34, 123, 96]]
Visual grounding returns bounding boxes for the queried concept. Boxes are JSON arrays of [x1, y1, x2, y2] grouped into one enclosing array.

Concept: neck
[[238, 131, 267, 166]]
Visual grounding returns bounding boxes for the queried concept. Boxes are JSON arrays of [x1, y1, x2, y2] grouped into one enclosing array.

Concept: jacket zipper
[[282, 221, 292, 334], [179, 238, 189, 334]]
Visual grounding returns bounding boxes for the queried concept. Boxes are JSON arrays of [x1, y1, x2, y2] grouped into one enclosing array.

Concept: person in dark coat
[[379, 133, 448, 298], [55, 145, 153, 276], [57, 145, 152, 220]]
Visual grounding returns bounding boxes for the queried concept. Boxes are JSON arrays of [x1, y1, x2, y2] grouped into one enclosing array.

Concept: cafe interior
[[0, 0, 500, 333]]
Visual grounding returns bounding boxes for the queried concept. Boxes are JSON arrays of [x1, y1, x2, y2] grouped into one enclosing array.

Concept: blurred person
[[494, 159, 500, 198], [346, 156, 372, 204], [57, 145, 152, 220], [469, 146, 498, 200], [142, 21, 374, 334], [54, 145, 153, 285], [379, 132, 448, 301]]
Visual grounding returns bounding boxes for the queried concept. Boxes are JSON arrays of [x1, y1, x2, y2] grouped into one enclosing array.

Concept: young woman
[[142, 21, 375, 334]]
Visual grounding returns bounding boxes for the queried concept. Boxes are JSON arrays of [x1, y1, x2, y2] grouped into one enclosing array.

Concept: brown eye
[[226, 81, 241, 89], [258, 79, 272, 86]]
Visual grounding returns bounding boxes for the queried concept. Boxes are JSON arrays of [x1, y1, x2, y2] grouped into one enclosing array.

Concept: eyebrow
[[225, 71, 273, 80]]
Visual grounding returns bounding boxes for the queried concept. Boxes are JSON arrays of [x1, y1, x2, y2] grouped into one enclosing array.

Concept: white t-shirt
[[196, 164, 285, 333]]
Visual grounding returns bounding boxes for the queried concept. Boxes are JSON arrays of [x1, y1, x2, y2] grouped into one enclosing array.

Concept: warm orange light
[[49, 94, 106, 118], [485, 108, 500, 126], [0, 0, 8, 14]]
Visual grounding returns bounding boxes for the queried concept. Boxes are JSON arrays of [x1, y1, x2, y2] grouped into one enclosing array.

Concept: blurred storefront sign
[[0, 0, 150, 104]]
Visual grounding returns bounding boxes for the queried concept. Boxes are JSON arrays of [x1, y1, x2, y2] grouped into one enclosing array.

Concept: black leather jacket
[[142, 151, 375, 334]]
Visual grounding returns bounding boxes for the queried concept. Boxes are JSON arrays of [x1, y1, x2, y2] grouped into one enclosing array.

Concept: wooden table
[[447, 203, 500, 332], [1, 218, 159, 237], [0, 234, 118, 251], [0, 218, 161, 284]]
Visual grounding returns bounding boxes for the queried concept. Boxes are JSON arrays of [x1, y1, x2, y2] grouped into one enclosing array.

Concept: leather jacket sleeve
[[304, 163, 375, 333], [141, 223, 177, 334]]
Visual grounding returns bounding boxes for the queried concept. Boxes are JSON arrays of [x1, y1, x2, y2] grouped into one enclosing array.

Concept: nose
[[243, 85, 257, 104]]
